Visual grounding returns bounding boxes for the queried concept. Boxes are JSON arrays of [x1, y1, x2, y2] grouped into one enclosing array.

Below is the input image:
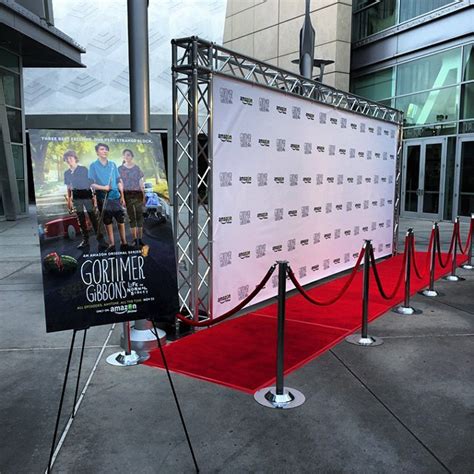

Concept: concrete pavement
[[0, 209, 472, 473]]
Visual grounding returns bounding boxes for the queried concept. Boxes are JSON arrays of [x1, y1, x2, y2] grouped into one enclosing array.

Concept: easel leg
[[151, 320, 200, 473], [72, 329, 88, 418], [47, 329, 77, 473]]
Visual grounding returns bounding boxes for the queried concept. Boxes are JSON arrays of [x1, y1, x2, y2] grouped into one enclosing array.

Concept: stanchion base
[[461, 263, 473, 270], [345, 334, 383, 346], [106, 350, 148, 367], [122, 326, 166, 353], [442, 275, 465, 282], [254, 386, 305, 409], [419, 289, 441, 297], [392, 306, 422, 315]]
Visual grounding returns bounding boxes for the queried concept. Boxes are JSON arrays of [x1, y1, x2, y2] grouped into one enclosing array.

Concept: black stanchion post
[[345, 240, 383, 346], [461, 213, 474, 270], [394, 229, 422, 315], [443, 217, 465, 282], [47, 330, 77, 473], [421, 222, 439, 297], [254, 262, 305, 409], [106, 320, 146, 366], [275, 260, 287, 396], [72, 328, 88, 418]]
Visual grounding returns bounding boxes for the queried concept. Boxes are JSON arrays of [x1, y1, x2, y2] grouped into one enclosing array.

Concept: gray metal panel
[[0, 81, 20, 220], [351, 37, 397, 71], [0, 1, 84, 68], [397, 8, 474, 55], [352, 7, 474, 72], [25, 113, 171, 131]]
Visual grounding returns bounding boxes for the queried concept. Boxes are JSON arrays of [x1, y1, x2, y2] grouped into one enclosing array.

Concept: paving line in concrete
[[0, 345, 120, 352], [329, 349, 451, 473], [45, 324, 116, 473], [0, 261, 36, 281], [379, 333, 474, 339], [0, 222, 19, 233], [433, 298, 474, 316]]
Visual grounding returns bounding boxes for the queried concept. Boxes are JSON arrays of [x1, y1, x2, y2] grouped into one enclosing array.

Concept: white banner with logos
[[211, 75, 399, 317]]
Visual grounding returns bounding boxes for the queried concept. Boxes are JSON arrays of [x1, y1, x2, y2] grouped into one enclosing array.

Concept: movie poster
[[29, 130, 178, 332]]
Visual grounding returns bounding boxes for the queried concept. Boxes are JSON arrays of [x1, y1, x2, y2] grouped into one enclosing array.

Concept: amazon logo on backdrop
[[240, 96, 253, 106], [218, 133, 232, 143]]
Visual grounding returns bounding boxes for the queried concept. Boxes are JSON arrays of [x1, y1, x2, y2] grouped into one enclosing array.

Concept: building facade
[[223, 0, 352, 90], [22, 0, 227, 209], [350, 0, 473, 221], [225, 0, 473, 222], [5, 0, 472, 222], [0, 0, 83, 220]]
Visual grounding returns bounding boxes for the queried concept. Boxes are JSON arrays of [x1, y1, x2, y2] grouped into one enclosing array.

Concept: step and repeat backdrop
[[212, 75, 399, 318]]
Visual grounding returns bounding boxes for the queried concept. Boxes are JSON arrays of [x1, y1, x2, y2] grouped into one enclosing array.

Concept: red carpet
[[145, 252, 468, 393]]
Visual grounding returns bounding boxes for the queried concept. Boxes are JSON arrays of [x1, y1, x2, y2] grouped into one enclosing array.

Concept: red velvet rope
[[370, 239, 407, 300], [456, 219, 473, 255], [175, 264, 276, 327], [436, 223, 456, 268], [411, 228, 434, 279], [287, 247, 366, 306]]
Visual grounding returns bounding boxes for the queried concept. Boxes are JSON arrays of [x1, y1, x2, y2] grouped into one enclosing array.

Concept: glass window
[[396, 48, 461, 96], [0, 48, 19, 73], [6, 108, 22, 143], [458, 141, 474, 217], [461, 83, 474, 120], [12, 144, 24, 180], [403, 123, 457, 139], [351, 68, 394, 101], [353, 0, 397, 41], [396, 86, 459, 126], [16, 180, 26, 213], [0, 70, 21, 107], [463, 43, 474, 82], [443, 136, 456, 220], [399, 0, 455, 23]]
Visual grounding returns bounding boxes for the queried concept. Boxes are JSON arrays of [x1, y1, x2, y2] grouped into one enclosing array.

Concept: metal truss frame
[[172, 36, 403, 321]]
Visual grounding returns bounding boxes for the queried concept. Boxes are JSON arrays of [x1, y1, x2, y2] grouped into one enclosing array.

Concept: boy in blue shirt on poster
[[88, 143, 131, 252]]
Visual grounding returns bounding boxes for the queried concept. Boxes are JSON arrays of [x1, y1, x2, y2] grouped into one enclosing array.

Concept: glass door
[[402, 138, 446, 219], [453, 136, 474, 219]]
